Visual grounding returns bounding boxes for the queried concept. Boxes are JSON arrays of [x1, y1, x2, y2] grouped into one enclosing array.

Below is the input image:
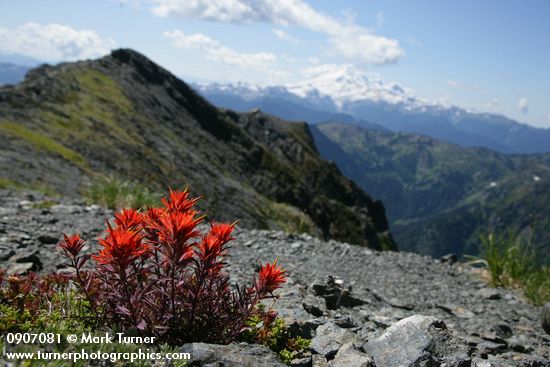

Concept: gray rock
[[311, 322, 360, 359], [440, 253, 458, 264], [475, 288, 502, 300], [542, 302, 550, 334], [290, 357, 312, 367], [180, 342, 286, 367], [312, 354, 328, 367], [310, 276, 366, 310], [37, 234, 59, 244], [365, 315, 470, 367], [328, 343, 374, 367], [7, 262, 35, 275]]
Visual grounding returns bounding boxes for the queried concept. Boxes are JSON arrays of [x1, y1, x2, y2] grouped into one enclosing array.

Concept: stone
[[312, 355, 328, 367], [365, 315, 470, 367], [7, 262, 35, 275], [441, 253, 458, 264], [180, 342, 286, 367], [328, 343, 374, 367], [310, 276, 365, 310], [10, 251, 43, 271], [475, 288, 502, 300], [287, 318, 325, 339], [37, 234, 59, 244], [311, 322, 360, 359], [290, 357, 312, 367]]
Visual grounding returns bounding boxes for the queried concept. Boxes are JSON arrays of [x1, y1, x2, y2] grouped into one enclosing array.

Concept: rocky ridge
[[0, 48, 393, 250], [0, 189, 548, 366]]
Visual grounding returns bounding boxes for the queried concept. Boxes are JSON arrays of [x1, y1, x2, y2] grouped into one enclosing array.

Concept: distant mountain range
[[195, 64, 550, 154], [0, 49, 394, 250], [0, 63, 31, 86], [310, 122, 550, 260]]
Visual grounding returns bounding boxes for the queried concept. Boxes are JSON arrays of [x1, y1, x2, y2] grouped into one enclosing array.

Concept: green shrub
[[480, 231, 549, 305], [241, 311, 311, 365]]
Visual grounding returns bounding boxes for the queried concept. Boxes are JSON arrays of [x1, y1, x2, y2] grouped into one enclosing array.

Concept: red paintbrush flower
[[197, 222, 235, 264], [161, 188, 200, 213], [93, 224, 147, 269], [256, 259, 287, 295], [154, 211, 202, 246], [114, 208, 144, 230], [152, 210, 202, 264], [59, 234, 86, 259]]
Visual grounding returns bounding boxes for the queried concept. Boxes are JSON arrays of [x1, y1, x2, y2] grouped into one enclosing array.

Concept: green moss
[[0, 121, 88, 170]]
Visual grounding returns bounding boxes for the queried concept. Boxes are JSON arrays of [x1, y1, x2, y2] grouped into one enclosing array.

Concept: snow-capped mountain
[[194, 66, 550, 154], [287, 64, 418, 108]]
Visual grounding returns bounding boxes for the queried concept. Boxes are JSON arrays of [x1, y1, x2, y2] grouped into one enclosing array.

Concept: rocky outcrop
[[0, 49, 394, 249], [0, 190, 548, 366]]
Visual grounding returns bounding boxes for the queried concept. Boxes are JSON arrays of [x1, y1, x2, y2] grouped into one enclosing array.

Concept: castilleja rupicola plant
[[59, 188, 287, 344]]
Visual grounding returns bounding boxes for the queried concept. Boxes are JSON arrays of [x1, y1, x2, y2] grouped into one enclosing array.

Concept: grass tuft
[[85, 176, 159, 210], [480, 231, 550, 306]]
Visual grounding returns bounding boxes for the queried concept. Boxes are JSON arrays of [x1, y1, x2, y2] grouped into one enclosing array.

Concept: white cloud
[[546, 113, 550, 122], [145, 0, 403, 65], [485, 98, 500, 112], [272, 28, 300, 45], [518, 97, 529, 114], [164, 30, 276, 70], [0, 22, 115, 61]]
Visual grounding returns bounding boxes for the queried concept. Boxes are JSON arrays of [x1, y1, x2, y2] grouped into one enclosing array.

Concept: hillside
[[0, 49, 394, 250], [311, 121, 550, 259]]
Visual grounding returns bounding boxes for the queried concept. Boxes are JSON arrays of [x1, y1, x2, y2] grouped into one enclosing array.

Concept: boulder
[[311, 322, 360, 359], [365, 315, 470, 367]]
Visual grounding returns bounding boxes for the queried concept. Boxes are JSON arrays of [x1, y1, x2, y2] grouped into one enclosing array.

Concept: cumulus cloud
[[518, 97, 529, 114], [0, 22, 115, 61], [272, 28, 300, 45], [145, 0, 403, 65], [164, 30, 276, 70]]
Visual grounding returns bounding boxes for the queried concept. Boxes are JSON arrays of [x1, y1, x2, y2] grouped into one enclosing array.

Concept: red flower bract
[[257, 259, 287, 295], [59, 234, 86, 259], [161, 187, 200, 213], [93, 224, 147, 269], [114, 208, 144, 230]]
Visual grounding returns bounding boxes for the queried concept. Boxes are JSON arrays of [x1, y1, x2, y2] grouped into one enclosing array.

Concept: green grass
[[480, 231, 550, 306], [0, 121, 88, 170], [85, 176, 159, 210], [0, 178, 58, 196]]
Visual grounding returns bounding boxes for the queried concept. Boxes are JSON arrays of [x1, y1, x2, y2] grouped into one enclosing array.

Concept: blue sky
[[1, 0, 549, 127]]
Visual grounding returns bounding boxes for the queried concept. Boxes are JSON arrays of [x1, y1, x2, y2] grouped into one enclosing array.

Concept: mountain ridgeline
[[311, 122, 550, 261], [0, 49, 395, 250]]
